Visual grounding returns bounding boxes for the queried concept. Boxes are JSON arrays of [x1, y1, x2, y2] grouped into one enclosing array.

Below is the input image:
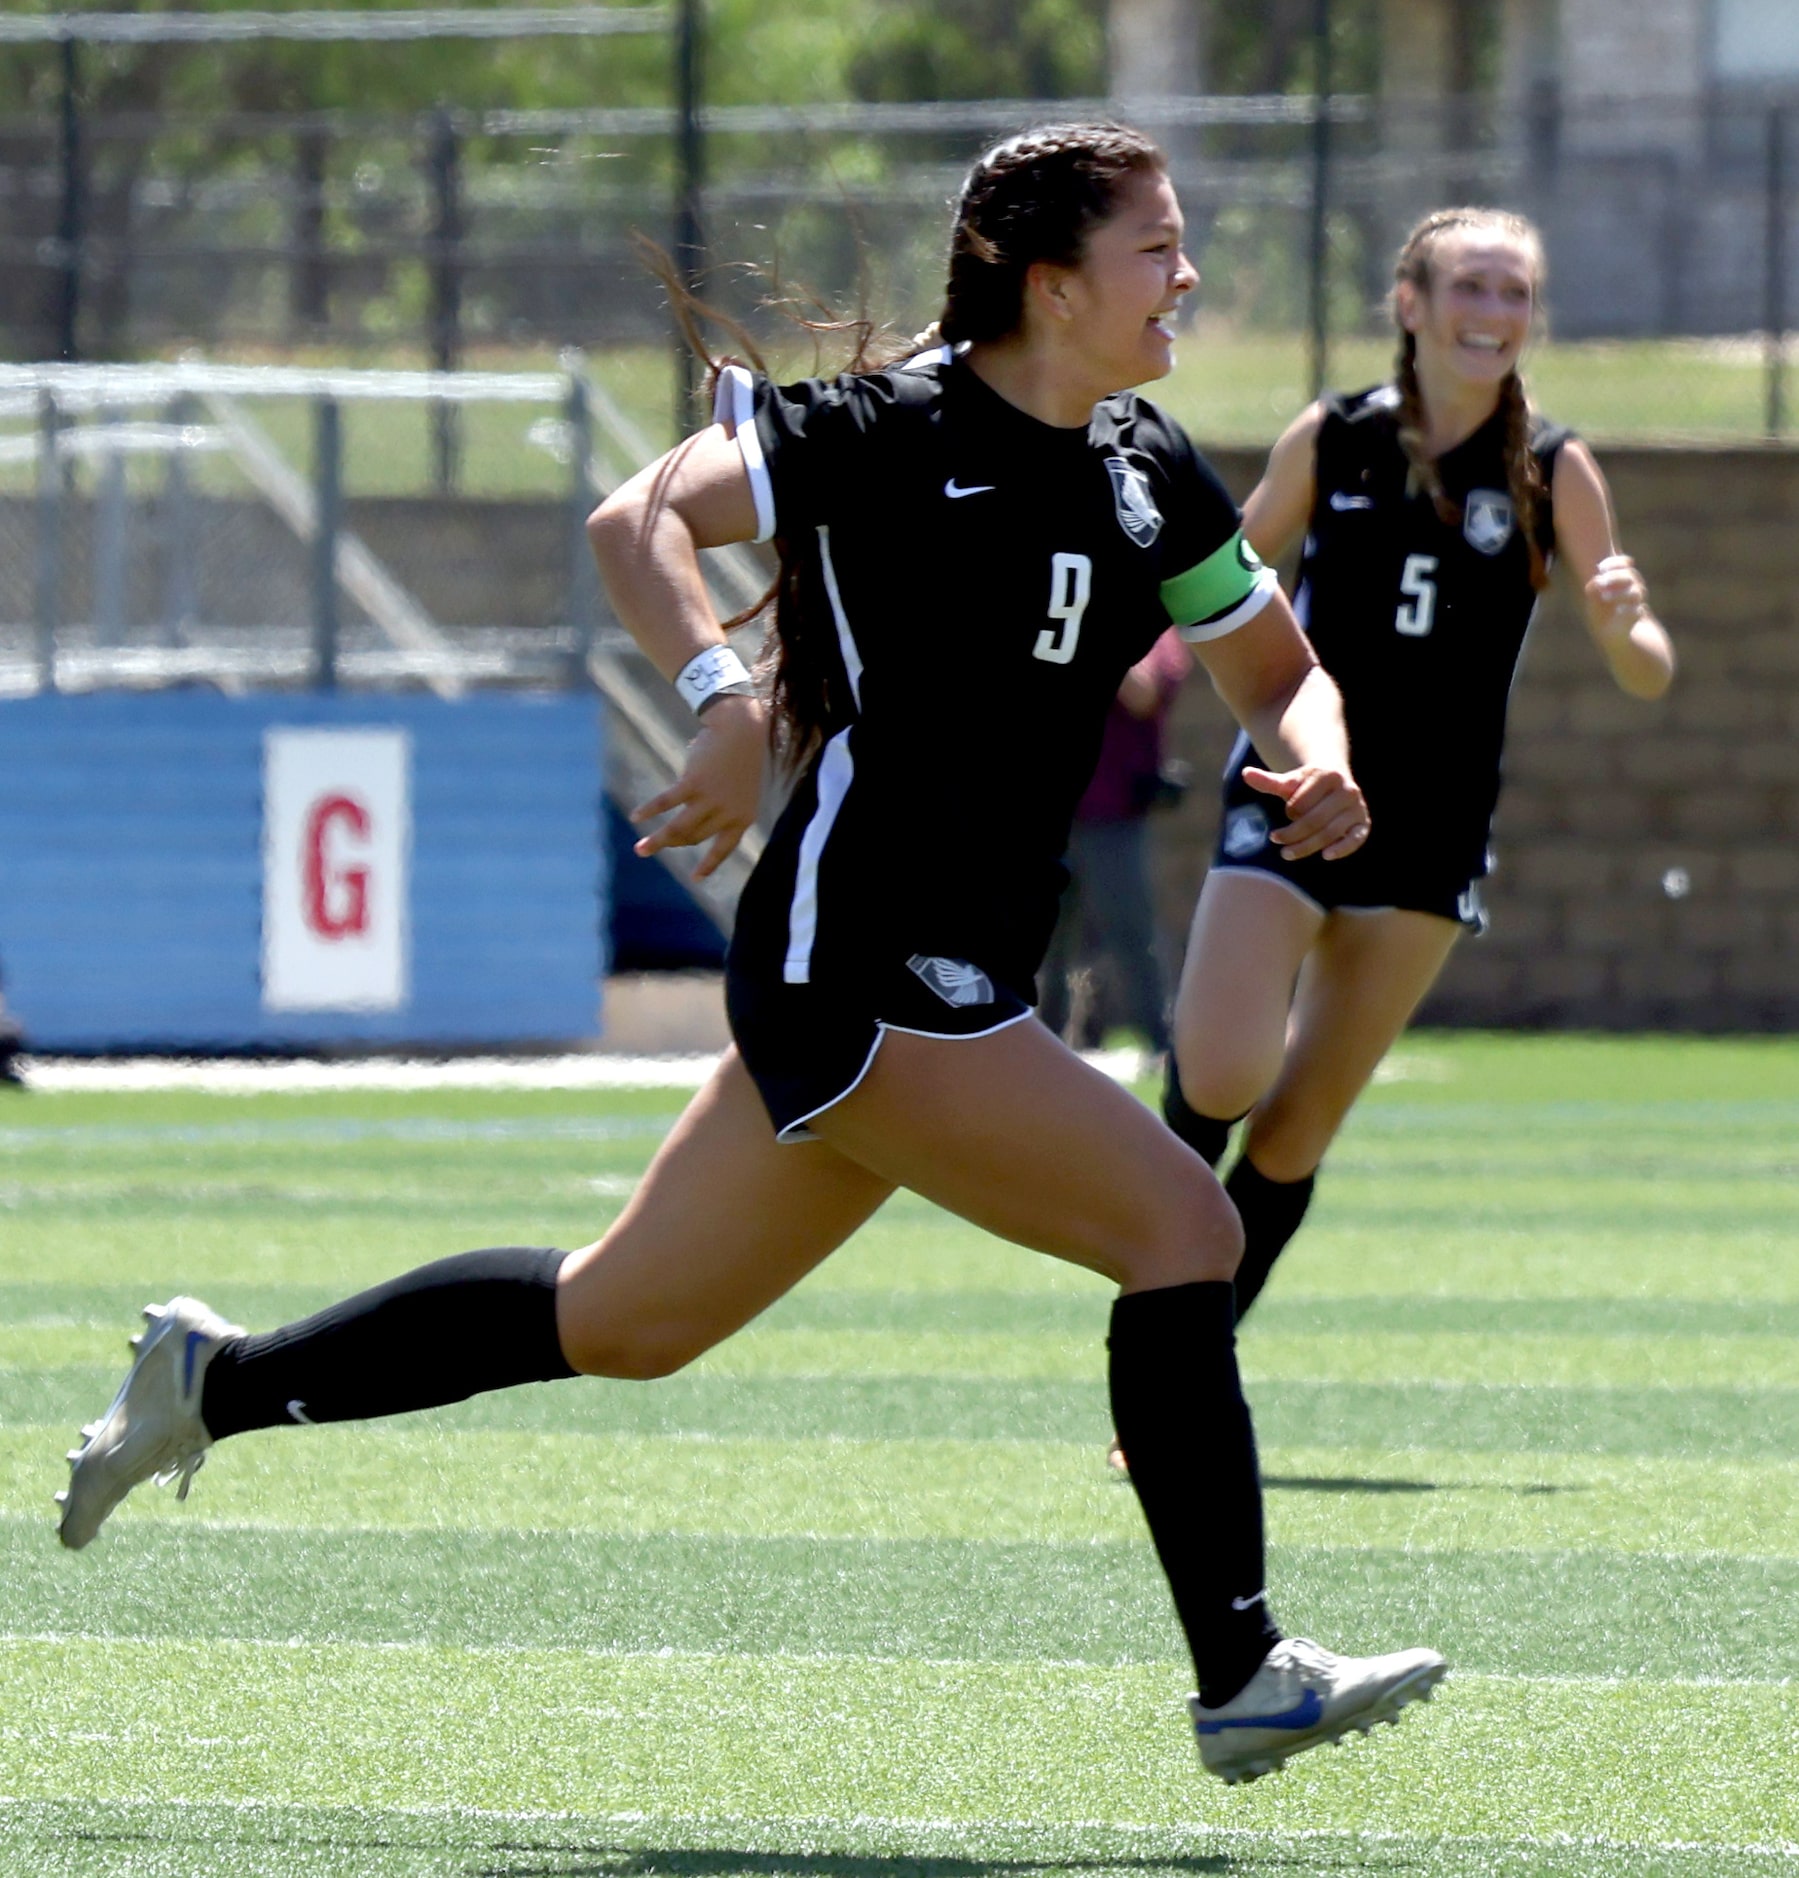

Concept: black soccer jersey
[[719, 352, 1277, 996], [1223, 384, 1570, 899]]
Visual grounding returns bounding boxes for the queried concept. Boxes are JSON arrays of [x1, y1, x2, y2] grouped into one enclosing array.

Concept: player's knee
[[1113, 1164, 1243, 1291], [560, 1317, 708, 1381], [1169, 1043, 1276, 1132]]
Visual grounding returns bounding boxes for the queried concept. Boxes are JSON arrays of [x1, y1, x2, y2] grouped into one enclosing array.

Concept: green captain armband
[[1162, 532, 1277, 642]]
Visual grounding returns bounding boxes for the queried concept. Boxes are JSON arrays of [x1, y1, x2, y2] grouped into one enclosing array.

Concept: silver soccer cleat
[[56, 1296, 243, 1551], [1189, 1636, 1447, 1784]]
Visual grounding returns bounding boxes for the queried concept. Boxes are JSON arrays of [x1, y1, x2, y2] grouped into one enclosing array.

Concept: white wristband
[[674, 644, 754, 716]]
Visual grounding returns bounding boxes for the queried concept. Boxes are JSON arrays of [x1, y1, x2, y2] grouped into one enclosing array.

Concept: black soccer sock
[[201, 1246, 576, 1440], [1108, 1280, 1282, 1706], [1225, 1159, 1317, 1322], [1161, 1063, 1238, 1168]]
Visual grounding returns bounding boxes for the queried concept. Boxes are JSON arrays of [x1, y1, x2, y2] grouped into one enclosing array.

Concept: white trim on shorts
[[1207, 862, 1329, 916], [773, 1006, 1036, 1144]]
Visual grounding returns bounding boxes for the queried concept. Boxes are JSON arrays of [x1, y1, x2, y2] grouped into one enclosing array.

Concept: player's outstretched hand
[[632, 695, 767, 880], [1582, 552, 1649, 643], [1244, 764, 1370, 863]]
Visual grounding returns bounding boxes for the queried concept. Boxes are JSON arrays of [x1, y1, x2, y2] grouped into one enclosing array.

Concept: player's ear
[[1023, 258, 1077, 325], [1394, 277, 1424, 335]]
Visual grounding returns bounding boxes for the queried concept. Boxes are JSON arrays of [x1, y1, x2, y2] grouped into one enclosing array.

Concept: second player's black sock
[[1108, 1280, 1282, 1706], [1161, 1064, 1238, 1168], [201, 1246, 575, 1439], [1225, 1159, 1317, 1321]]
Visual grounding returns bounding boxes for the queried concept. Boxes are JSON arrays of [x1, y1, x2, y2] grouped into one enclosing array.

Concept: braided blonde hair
[[1392, 207, 1550, 590]]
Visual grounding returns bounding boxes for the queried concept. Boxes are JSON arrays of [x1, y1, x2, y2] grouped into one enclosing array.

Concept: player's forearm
[[1247, 662, 1352, 775], [1593, 611, 1676, 701]]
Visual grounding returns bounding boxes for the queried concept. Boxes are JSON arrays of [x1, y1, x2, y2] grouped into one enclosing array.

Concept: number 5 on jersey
[[1396, 553, 1438, 638], [1036, 552, 1092, 664]]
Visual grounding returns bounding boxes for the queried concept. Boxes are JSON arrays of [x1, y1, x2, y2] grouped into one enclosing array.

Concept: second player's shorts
[[1209, 788, 1489, 932]]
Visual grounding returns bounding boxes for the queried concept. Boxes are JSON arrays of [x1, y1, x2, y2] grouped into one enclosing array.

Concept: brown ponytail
[[1391, 206, 1551, 590]]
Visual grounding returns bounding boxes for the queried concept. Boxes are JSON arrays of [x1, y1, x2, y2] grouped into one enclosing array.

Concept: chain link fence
[[1, 88, 1795, 458]]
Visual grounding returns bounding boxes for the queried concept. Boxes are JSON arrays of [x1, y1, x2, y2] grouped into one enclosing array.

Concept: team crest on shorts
[[907, 955, 995, 1007], [1463, 489, 1514, 555], [1221, 806, 1270, 860], [1104, 457, 1163, 547]]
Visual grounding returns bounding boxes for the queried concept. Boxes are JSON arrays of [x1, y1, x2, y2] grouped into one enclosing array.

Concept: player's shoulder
[[1528, 405, 1576, 467], [1326, 383, 1402, 430]]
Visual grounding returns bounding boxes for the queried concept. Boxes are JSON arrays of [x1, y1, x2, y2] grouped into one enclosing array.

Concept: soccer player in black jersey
[[1159, 207, 1676, 1323], [57, 124, 1446, 1786]]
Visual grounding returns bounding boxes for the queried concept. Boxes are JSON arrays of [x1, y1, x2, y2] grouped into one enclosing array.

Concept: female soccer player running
[[58, 124, 1444, 1786], [1161, 207, 1676, 1318]]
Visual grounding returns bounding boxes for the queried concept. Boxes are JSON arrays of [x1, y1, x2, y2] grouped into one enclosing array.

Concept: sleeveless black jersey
[[720, 353, 1277, 994], [1226, 385, 1569, 897]]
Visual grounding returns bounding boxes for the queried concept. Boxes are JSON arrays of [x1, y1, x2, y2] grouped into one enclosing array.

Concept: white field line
[[17, 1048, 1152, 1095], [0, 1794, 1792, 1861], [0, 1632, 1791, 1688]]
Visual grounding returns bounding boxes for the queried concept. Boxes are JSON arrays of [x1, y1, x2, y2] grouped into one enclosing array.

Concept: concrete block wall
[[1151, 445, 1799, 1031]]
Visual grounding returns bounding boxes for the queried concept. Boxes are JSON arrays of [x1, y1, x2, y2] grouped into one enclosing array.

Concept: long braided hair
[[755, 122, 1167, 761], [1392, 207, 1551, 589]]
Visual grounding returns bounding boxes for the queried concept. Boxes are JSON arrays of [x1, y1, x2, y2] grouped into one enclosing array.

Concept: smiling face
[[1398, 226, 1539, 388], [1036, 165, 1198, 394]]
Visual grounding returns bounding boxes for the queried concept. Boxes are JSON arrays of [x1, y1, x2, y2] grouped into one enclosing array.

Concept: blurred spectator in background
[[0, 962, 24, 1088], [1040, 626, 1190, 1059]]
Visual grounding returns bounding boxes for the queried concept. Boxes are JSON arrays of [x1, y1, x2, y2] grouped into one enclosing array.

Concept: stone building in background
[[1108, 0, 1798, 337]]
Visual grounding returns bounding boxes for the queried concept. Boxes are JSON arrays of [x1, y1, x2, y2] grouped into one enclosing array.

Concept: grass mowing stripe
[[4, 1805, 1797, 1878], [4, 1642, 1795, 1846], [19, 1364, 1796, 1457], [7, 1522, 1796, 1682], [9, 1283, 1799, 1341], [18, 1322, 1799, 1387], [8, 1432, 1797, 1556]]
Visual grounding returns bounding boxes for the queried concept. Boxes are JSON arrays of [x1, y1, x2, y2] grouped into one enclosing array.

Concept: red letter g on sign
[[302, 794, 371, 939]]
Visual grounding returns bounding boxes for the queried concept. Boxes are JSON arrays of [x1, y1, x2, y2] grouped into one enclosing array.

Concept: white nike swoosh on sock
[[286, 1400, 314, 1424]]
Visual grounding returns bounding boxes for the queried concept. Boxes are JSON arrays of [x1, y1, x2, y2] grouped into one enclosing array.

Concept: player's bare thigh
[[1242, 905, 1461, 1182], [556, 1049, 895, 1379], [810, 1017, 1241, 1294], [1170, 868, 1323, 1121]]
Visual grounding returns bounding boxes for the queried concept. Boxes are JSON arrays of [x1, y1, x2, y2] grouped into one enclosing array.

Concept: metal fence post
[[34, 393, 63, 693], [94, 405, 128, 645], [160, 397, 198, 647], [56, 36, 83, 362], [428, 107, 464, 494], [313, 397, 342, 689], [1767, 102, 1789, 442], [1305, 0, 1333, 403], [673, 0, 707, 436], [565, 369, 598, 686]]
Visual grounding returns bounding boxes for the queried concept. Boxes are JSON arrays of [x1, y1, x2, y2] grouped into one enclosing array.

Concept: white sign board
[[262, 728, 410, 1011]]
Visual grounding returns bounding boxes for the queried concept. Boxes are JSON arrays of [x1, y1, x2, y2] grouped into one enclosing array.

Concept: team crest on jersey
[[1463, 489, 1514, 555], [1221, 806, 1270, 860], [1104, 457, 1163, 547], [907, 954, 995, 1007]]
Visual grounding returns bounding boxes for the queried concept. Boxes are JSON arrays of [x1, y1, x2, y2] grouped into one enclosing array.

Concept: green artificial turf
[[1, 1033, 1795, 1875]]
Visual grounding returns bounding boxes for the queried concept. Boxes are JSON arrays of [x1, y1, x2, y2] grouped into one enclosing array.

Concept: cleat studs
[[53, 1490, 66, 1505], [80, 1422, 100, 1438], [143, 1304, 165, 1319], [128, 1336, 142, 1351]]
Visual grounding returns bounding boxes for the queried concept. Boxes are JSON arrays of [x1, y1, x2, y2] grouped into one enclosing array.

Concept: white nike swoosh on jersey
[[1329, 492, 1374, 510], [944, 479, 996, 498]]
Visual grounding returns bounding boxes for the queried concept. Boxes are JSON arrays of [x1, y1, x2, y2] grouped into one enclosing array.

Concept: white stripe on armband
[[1178, 565, 1281, 643], [714, 363, 776, 544], [674, 644, 754, 715]]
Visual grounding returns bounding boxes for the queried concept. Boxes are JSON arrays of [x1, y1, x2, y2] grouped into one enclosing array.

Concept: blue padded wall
[[0, 692, 604, 1050]]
